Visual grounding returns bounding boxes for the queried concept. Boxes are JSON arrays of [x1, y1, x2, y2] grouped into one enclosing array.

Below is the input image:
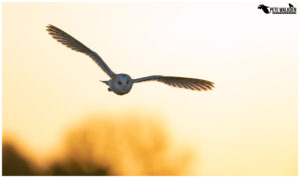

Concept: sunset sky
[[2, 2, 298, 175]]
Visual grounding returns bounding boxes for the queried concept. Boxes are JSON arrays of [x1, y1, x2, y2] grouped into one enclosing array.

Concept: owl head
[[111, 74, 133, 95]]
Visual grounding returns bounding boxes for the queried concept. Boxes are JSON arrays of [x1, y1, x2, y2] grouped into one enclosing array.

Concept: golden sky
[[2, 2, 298, 175]]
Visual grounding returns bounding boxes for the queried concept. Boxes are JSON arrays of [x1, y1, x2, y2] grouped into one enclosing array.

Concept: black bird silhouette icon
[[258, 4, 270, 14]]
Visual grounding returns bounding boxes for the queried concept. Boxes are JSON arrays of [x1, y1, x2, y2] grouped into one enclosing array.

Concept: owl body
[[108, 74, 133, 95]]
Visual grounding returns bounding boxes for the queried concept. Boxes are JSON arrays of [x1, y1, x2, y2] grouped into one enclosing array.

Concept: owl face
[[111, 74, 133, 95]]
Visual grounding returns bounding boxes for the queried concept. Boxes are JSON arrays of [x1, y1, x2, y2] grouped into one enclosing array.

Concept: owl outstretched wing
[[46, 24, 115, 78], [133, 75, 214, 91]]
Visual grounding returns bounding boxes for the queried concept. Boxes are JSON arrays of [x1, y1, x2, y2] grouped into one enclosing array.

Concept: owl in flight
[[46, 25, 214, 95]]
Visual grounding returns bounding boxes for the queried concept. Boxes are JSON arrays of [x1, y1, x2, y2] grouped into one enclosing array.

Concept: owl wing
[[46, 24, 115, 78], [133, 75, 214, 91]]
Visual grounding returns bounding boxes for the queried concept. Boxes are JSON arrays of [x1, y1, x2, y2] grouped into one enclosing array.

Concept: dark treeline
[[3, 115, 195, 176]]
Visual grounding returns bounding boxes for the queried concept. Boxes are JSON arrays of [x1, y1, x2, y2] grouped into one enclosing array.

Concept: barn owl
[[46, 24, 214, 95]]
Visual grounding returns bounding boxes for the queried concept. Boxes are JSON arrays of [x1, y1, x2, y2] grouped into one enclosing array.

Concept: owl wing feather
[[133, 75, 214, 91], [46, 24, 115, 78]]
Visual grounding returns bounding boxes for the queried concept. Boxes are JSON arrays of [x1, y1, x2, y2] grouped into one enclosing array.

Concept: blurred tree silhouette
[[2, 114, 195, 175], [47, 158, 109, 175], [48, 115, 194, 175], [2, 141, 36, 175]]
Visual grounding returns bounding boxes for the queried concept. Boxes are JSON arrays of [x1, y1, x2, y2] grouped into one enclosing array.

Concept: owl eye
[[126, 80, 129, 85], [118, 81, 122, 85]]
